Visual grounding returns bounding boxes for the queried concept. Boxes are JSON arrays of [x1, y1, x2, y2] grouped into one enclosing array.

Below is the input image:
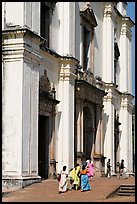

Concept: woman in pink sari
[[86, 160, 94, 181]]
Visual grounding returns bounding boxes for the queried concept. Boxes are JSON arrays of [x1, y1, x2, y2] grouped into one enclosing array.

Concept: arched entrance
[[38, 70, 59, 179], [75, 79, 106, 171], [83, 107, 94, 160]]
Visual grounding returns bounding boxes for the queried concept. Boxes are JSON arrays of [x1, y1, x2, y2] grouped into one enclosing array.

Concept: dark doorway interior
[[114, 110, 121, 173], [83, 107, 93, 160], [38, 114, 49, 179]]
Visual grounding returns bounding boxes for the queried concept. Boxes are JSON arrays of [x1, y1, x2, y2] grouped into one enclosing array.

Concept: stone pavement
[[2, 176, 135, 202]]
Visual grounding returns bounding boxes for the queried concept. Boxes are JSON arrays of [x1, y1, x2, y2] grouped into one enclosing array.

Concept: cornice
[[2, 27, 45, 43]]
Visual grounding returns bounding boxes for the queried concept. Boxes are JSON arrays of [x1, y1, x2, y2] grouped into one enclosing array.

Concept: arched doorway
[[38, 70, 59, 179], [83, 107, 94, 160], [75, 79, 106, 171]]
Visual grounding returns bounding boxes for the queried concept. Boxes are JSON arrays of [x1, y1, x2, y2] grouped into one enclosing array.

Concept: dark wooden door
[[38, 114, 49, 179]]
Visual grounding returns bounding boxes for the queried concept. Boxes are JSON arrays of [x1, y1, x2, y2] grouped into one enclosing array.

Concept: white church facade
[[2, 2, 134, 190]]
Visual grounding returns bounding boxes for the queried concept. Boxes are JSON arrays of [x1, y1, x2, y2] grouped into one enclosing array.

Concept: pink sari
[[87, 162, 94, 178]]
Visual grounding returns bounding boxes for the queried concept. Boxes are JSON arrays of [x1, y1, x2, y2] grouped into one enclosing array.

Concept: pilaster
[[119, 94, 133, 173], [2, 28, 42, 190], [119, 17, 134, 93], [57, 57, 78, 173], [103, 84, 115, 174], [94, 105, 102, 154], [103, 3, 114, 83]]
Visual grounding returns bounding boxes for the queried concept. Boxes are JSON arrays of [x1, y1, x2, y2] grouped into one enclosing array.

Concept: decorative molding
[[80, 6, 98, 28], [2, 28, 43, 63], [39, 69, 60, 115], [75, 80, 106, 106]]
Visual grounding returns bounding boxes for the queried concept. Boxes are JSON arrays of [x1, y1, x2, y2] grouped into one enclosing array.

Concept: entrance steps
[[117, 184, 135, 196], [107, 184, 135, 198]]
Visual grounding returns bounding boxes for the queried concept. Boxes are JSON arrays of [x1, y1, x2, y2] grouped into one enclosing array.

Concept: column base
[[93, 154, 107, 176], [2, 175, 41, 191], [49, 159, 58, 179]]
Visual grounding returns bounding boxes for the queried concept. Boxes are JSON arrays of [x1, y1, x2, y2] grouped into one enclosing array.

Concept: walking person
[[106, 159, 111, 178], [58, 165, 68, 194], [119, 159, 127, 179], [73, 163, 81, 190], [68, 168, 74, 190], [80, 164, 91, 192], [86, 159, 94, 181]]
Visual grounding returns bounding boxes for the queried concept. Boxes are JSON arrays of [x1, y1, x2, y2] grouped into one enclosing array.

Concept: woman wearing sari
[[86, 160, 94, 181], [73, 163, 81, 190], [80, 164, 91, 192], [68, 163, 80, 190], [58, 166, 68, 193]]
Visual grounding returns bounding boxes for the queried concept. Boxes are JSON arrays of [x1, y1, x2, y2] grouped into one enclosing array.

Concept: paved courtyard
[[2, 176, 135, 202]]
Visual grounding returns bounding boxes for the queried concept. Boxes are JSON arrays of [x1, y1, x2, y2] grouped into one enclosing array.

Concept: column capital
[[120, 22, 132, 40], [104, 3, 115, 18], [59, 58, 77, 84]]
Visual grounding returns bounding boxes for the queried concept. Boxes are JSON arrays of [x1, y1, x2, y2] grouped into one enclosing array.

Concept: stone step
[[120, 186, 135, 189], [119, 188, 135, 192], [120, 184, 135, 187], [117, 184, 135, 196], [120, 185, 135, 190], [118, 189, 135, 193], [118, 192, 135, 196]]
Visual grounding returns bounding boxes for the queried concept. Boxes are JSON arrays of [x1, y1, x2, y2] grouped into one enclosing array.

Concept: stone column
[[76, 99, 81, 153], [103, 3, 114, 83], [90, 27, 94, 73], [94, 104, 104, 176], [76, 99, 84, 166], [94, 105, 102, 155], [103, 95, 115, 175], [128, 110, 133, 173], [57, 58, 77, 173], [49, 109, 57, 179], [119, 98, 133, 173], [119, 18, 133, 93], [80, 105, 84, 152], [80, 24, 83, 68], [2, 29, 42, 190], [119, 26, 128, 92]]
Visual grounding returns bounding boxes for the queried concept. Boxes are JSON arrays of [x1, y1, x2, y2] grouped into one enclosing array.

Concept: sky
[[126, 2, 135, 104]]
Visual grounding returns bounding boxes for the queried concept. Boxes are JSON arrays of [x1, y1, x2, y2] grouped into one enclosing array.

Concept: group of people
[[58, 158, 127, 193], [58, 159, 94, 194], [106, 158, 126, 179]]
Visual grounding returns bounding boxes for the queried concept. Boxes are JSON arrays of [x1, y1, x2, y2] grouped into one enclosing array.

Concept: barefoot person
[[80, 164, 91, 192], [58, 166, 68, 193]]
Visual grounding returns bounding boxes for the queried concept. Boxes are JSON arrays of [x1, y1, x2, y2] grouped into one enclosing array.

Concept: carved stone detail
[[39, 69, 52, 96], [75, 80, 106, 106]]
